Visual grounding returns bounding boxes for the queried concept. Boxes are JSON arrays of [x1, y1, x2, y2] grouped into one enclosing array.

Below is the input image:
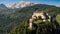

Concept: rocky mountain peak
[[7, 1, 35, 9]]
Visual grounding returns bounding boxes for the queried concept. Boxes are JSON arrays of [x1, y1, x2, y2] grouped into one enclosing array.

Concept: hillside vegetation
[[0, 4, 60, 34], [10, 4, 60, 34]]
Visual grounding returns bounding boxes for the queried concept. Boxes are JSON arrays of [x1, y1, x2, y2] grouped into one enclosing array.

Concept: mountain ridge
[[7, 1, 35, 9], [0, 4, 8, 10]]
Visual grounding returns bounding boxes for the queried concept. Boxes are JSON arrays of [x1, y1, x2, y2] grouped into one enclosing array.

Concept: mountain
[[10, 4, 60, 34], [0, 4, 9, 14], [7, 1, 35, 9], [0, 3, 60, 34], [0, 4, 8, 10], [0, 4, 16, 15]]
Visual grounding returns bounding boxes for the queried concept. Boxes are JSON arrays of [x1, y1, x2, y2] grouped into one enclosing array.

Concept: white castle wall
[[28, 11, 51, 30]]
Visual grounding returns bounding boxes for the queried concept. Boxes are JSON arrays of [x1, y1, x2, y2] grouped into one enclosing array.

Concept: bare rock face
[[28, 11, 51, 30]]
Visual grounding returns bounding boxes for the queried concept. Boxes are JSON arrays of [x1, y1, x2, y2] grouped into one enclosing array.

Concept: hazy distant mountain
[[7, 1, 35, 9], [0, 4, 15, 14], [0, 4, 8, 10]]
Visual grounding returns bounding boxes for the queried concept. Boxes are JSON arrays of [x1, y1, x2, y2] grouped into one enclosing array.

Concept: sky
[[0, 0, 60, 7]]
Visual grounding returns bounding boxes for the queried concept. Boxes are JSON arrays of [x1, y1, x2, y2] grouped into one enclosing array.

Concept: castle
[[28, 11, 52, 30]]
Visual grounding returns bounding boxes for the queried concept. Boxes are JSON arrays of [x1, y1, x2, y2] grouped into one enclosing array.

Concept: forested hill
[[0, 4, 60, 34], [9, 4, 60, 34]]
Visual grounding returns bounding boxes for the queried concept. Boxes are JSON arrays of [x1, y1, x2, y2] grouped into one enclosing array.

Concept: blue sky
[[0, 0, 60, 6]]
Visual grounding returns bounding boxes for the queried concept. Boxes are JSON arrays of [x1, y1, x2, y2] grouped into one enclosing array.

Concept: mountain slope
[[10, 19, 60, 34], [0, 4, 60, 34], [10, 4, 60, 34], [0, 4, 8, 10]]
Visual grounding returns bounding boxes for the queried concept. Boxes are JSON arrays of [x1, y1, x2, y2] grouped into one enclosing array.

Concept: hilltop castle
[[28, 11, 52, 30]]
